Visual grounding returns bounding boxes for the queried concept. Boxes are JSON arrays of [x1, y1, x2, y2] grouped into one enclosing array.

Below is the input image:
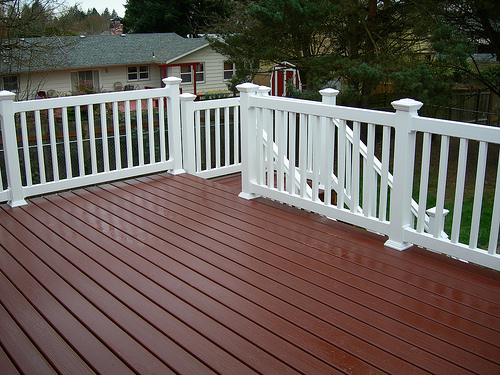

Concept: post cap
[[0, 90, 16, 101], [258, 86, 271, 95], [319, 88, 339, 97], [179, 93, 197, 101], [162, 77, 182, 86], [391, 98, 423, 113], [425, 207, 450, 217], [236, 82, 259, 93]]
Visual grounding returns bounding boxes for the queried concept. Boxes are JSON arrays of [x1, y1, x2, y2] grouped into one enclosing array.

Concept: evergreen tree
[[424, 0, 500, 97], [52, 4, 86, 34], [211, 0, 433, 106], [102, 8, 110, 19], [123, 0, 229, 36], [86, 7, 99, 17], [51, 5, 117, 36]]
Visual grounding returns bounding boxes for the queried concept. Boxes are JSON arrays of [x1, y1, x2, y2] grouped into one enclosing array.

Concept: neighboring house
[[0, 32, 235, 100]]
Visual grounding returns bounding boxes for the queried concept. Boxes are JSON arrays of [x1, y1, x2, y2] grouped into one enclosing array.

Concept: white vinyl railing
[[180, 94, 241, 178], [0, 77, 184, 206], [1, 79, 499, 270], [407, 116, 500, 262], [237, 83, 500, 270]]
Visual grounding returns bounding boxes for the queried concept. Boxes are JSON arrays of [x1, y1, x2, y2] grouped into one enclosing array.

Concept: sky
[[72, 0, 126, 17]]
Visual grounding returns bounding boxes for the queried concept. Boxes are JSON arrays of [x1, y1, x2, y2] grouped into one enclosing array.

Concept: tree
[[211, 0, 338, 96], [0, 1, 68, 98], [122, 0, 230, 36], [0, 1, 118, 99], [432, 0, 500, 61], [44, 4, 85, 35], [0, 0, 58, 38], [101, 7, 111, 19], [50, 5, 119, 36], [424, 0, 500, 98], [77, 13, 110, 35], [211, 1, 436, 106], [86, 7, 99, 17]]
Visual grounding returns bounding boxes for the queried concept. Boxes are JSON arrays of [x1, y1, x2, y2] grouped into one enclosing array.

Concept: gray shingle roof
[[2, 33, 209, 73], [64, 33, 209, 68]]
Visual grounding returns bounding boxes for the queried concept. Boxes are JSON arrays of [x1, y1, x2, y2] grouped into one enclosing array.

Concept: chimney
[[110, 18, 124, 35]]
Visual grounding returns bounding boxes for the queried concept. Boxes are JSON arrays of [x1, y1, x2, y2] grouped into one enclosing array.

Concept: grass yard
[[413, 134, 499, 251]]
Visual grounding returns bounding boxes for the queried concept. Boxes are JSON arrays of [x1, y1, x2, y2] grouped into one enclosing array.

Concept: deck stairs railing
[[0, 78, 499, 270], [327, 92, 430, 232], [255, 86, 429, 230], [237, 83, 500, 270]]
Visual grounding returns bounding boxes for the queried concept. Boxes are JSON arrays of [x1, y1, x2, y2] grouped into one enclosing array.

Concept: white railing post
[[0, 91, 26, 207], [180, 93, 197, 174], [163, 77, 185, 174], [258, 86, 271, 96], [426, 207, 450, 238], [237, 82, 260, 199], [319, 88, 339, 105], [319, 88, 340, 195], [385, 98, 423, 250]]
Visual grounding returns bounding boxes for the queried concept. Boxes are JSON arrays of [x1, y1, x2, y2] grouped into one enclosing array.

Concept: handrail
[[335, 117, 430, 231], [1, 81, 499, 270], [180, 95, 241, 178], [13, 87, 169, 112], [237, 83, 500, 271], [0, 77, 184, 206]]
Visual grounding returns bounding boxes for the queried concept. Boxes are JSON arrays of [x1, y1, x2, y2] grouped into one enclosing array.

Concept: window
[[180, 63, 204, 83], [128, 65, 149, 81], [71, 70, 100, 92], [195, 63, 204, 82], [2, 76, 18, 92], [181, 65, 192, 83], [224, 62, 237, 80]]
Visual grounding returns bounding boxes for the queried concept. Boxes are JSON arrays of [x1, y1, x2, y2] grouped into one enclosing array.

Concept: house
[[0, 32, 235, 100]]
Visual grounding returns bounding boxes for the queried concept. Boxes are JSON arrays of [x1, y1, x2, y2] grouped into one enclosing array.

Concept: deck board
[[1, 172, 499, 374], [0, 341, 20, 375], [0, 271, 94, 375]]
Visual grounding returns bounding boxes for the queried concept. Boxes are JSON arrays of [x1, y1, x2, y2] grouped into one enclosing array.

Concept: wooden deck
[[1, 172, 499, 374]]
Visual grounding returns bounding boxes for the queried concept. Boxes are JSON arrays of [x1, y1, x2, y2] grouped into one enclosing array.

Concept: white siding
[[101, 64, 163, 90], [12, 63, 164, 100], [168, 46, 231, 96], [15, 71, 64, 100], [7, 45, 228, 100]]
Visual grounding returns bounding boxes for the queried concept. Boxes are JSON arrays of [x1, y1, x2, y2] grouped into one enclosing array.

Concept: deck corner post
[[319, 88, 339, 105], [163, 77, 185, 175], [385, 98, 423, 251], [180, 93, 197, 174], [237, 82, 260, 200], [0, 90, 26, 207]]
